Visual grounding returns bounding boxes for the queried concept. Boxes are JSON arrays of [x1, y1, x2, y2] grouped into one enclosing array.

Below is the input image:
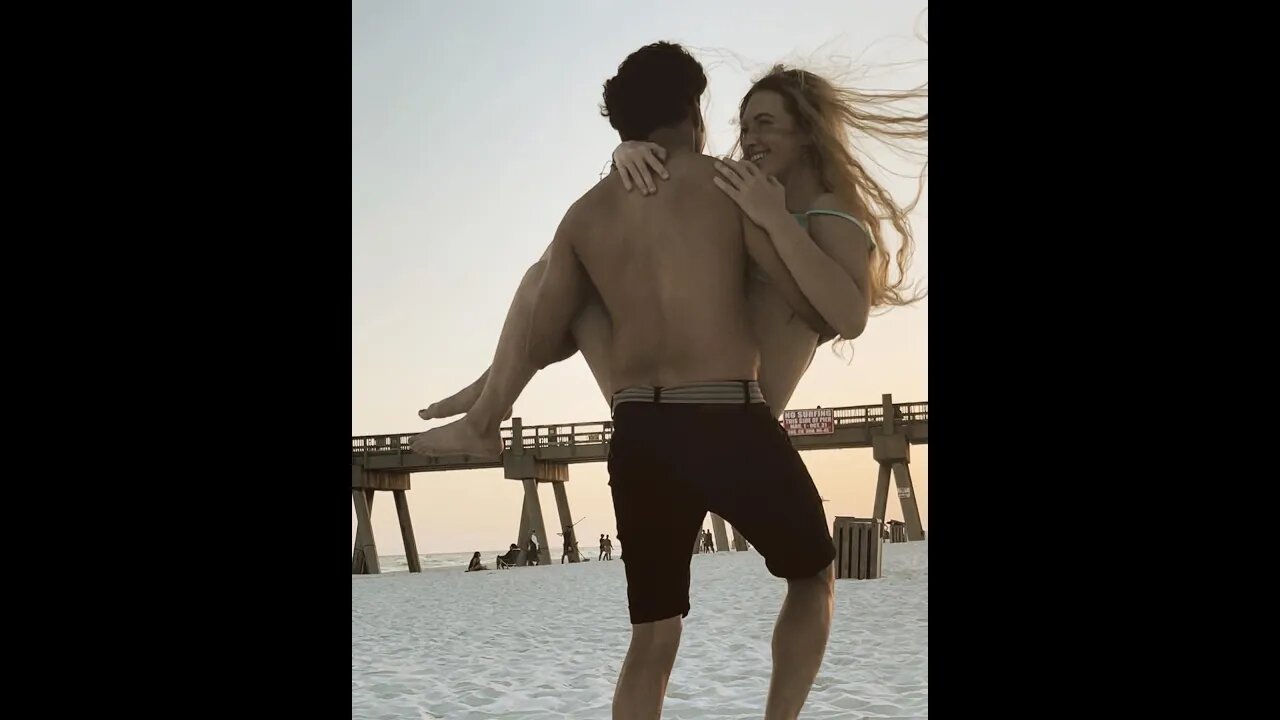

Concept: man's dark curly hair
[[600, 42, 706, 141]]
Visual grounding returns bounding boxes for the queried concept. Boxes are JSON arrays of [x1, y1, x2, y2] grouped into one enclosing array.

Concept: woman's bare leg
[[410, 256, 563, 457], [569, 295, 613, 401], [412, 265, 825, 457], [410, 256, 614, 457], [418, 293, 611, 418]]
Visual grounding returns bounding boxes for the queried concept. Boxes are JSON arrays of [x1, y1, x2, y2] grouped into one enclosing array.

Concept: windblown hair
[[735, 65, 927, 309], [601, 42, 707, 141]]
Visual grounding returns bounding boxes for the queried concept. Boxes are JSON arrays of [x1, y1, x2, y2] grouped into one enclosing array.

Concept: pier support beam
[[351, 488, 379, 574], [502, 419, 568, 568], [871, 393, 926, 541], [552, 480, 582, 563], [515, 495, 532, 566], [710, 513, 730, 553], [873, 464, 892, 521], [352, 468, 414, 574], [891, 463, 925, 541], [730, 524, 748, 551], [521, 478, 553, 566], [392, 488, 420, 573]]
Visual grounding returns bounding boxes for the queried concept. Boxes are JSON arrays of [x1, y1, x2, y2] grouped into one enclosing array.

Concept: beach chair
[[495, 548, 520, 569]]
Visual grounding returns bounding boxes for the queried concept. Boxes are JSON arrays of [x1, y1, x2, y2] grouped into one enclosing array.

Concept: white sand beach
[[352, 541, 927, 719]]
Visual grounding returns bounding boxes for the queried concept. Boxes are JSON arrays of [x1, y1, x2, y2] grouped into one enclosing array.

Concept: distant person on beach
[[497, 543, 520, 569], [604, 534, 613, 561], [527, 534, 540, 566], [562, 529, 579, 564], [411, 39, 925, 720], [599, 534, 607, 561], [466, 551, 486, 572]]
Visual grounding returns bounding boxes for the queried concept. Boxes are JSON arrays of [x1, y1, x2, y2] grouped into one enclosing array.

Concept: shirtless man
[[526, 42, 836, 720]]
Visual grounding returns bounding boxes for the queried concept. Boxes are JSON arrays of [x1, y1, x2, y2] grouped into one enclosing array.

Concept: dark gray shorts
[[608, 382, 835, 625]]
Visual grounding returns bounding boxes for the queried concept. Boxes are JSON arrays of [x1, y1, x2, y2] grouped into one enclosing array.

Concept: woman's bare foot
[[418, 370, 514, 422], [409, 415, 504, 459], [419, 402, 513, 423], [418, 371, 489, 420]]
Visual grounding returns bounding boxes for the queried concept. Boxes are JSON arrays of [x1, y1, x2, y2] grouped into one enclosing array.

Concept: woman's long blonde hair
[[733, 65, 927, 310]]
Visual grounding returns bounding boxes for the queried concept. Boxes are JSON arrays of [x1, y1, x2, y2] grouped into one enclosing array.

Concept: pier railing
[[351, 401, 927, 457]]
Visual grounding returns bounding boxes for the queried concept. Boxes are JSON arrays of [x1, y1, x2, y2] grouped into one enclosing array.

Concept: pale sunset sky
[[352, 0, 928, 555]]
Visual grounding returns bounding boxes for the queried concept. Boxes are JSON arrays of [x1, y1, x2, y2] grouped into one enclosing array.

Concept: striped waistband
[[611, 380, 765, 412]]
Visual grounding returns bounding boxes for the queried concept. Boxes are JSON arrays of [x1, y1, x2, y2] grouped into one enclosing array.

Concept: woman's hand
[[712, 159, 789, 230], [612, 141, 669, 195]]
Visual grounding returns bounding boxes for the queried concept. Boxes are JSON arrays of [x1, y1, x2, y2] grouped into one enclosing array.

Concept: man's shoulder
[[556, 186, 611, 248], [660, 153, 736, 208], [665, 152, 720, 178], [558, 185, 609, 235]]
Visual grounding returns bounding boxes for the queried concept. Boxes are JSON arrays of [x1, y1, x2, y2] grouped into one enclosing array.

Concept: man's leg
[[764, 562, 835, 720], [613, 616, 683, 720], [695, 401, 837, 720], [607, 403, 706, 720]]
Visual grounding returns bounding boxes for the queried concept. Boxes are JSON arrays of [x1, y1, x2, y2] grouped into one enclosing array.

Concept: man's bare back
[[528, 150, 759, 392]]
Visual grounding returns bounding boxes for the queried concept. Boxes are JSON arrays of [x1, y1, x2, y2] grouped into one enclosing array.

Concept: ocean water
[[368, 546, 613, 574]]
